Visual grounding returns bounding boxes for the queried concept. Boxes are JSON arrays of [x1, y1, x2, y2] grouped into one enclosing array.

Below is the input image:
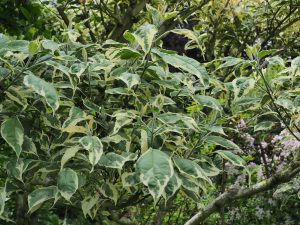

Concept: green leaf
[[152, 49, 209, 87], [62, 107, 87, 128], [6, 158, 31, 182], [163, 172, 182, 201], [192, 95, 221, 111], [115, 47, 143, 59], [133, 24, 158, 54], [83, 99, 101, 113], [42, 40, 60, 52], [22, 136, 37, 155], [205, 135, 240, 150], [57, 168, 78, 201], [215, 150, 246, 167], [117, 72, 140, 89], [98, 182, 119, 205], [254, 121, 275, 132], [28, 41, 39, 55], [45, 60, 76, 91], [61, 146, 81, 169], [79, 136, 103, 171], [121, 172, 140, 187], [24, 73, 59, 112], [69, 63, 87, 80], [274, 98, 294, 111], [81, 195, 99, 219], [98, 152, 138, 169], [123, 31, 136, 44], [136, 149, 173, 203], [1, 117, 24, 157], [173, 157, 211, 183], [232, 77, 255, 100], [7, 40, 29, 53], [0, 186, 6, 217], [157, 112, 198, 131], [217, 57, 243, 69], [28, 186, 58, 213]]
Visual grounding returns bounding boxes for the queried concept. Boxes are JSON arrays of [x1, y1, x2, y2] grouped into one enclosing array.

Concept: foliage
[[0, 1, 300, 225]]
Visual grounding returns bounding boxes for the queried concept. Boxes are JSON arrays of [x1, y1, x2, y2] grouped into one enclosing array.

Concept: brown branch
[[157, 0, 210, 37], [261, 7, 299, 48], [184, 162, 300, 225], [109, 0, 150, 41]]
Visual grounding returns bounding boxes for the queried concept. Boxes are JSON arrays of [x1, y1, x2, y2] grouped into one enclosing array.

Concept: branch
[[109, 0, 150, 41], [184, 162, 300, 225], [261, 7, 299, 48], [158, 0, 210, 37]]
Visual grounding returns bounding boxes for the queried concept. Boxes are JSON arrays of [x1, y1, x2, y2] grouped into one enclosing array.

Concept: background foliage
[[0, 0, 300, 224]]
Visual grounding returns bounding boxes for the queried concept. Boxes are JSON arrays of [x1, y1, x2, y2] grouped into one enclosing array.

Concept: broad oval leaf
[[1, 117, 24, 157], [136, 148, 173, 203], [24, 73, 59, 112], [42, 40, 60, 51], [57, 168, 78, 201]]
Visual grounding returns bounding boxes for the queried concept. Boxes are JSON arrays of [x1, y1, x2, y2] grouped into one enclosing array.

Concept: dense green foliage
[[0, 0, 300, 225]]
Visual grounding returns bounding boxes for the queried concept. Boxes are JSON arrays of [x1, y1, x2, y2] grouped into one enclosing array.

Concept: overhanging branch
[[184, 162, 300, 225]]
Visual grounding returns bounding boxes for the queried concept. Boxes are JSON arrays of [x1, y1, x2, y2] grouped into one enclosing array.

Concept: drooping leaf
[[61, 146, 81, 169], [205, 135, 240, 150], [163, 172, 182, 201], [133, 24, 158, 54], [121, 172, 141, 187], [24, 73, 59, 112], [136, 148, 173, 203], [215, 150, 246, 167], [173, 156, 211, 183], [81, 195, 99, 219], [57, 168, 78, 201], [254, 121, 276, 132], [62, 107, 87, 128], [79, 136, 103, 171], [98, 152, 138, 169], [231, 77, 255, 100], [217, 57, 243, 69], [98, 182, 119, 205], [274, 98, 294, 111], [1, 117, 24, 157], [28, 186, 58, 213], [117, 72, 140, 89], [6, 158, 31, 182], [152, 48, 209, 86], [22, 136, 37, 155], [0, 186, 6, 217], [192, 95, 221, 111]]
